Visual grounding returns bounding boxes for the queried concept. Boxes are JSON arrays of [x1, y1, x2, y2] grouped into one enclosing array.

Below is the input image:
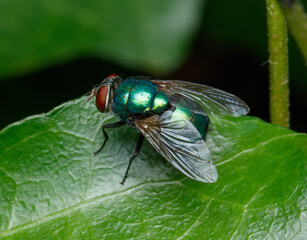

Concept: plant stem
[[266, 0, 290, 128], [280, 0, 307, 66]]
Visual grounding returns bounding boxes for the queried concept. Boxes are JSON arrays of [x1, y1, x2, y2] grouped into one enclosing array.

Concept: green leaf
[[0, 97, 306, 239], [0, 0, 204, 78]]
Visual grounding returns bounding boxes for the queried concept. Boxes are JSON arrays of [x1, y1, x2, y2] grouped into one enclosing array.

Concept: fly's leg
[[94, 121, 125, 155], [120, 134, 144, 185]]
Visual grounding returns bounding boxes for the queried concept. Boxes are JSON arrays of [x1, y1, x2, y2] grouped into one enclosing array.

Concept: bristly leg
[[94, 120, 125, 155], [120, 134, 145, 185]]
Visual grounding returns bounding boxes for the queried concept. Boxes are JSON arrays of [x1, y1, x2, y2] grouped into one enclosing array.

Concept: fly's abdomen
[[112, 78, 168, 116], [169, 97, 209, 139]]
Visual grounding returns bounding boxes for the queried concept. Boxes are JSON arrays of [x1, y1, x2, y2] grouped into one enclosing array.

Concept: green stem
[[280, 0, 307, 66], [266, 0, 290, 128]]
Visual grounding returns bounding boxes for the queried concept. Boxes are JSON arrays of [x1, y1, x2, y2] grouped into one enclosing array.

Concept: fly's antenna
[[86, 87, 97, 102]]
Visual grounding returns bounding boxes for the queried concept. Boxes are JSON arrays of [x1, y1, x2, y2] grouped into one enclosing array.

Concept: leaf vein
[[216, 133, 302, 166]]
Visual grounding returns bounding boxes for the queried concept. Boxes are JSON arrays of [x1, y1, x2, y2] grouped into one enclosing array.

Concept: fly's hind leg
[[94, 120, 125, 155], [120, 134, 145, 185]]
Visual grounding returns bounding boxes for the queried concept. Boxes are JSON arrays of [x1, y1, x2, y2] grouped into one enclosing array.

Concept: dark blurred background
[[0, 0, 306, 132]]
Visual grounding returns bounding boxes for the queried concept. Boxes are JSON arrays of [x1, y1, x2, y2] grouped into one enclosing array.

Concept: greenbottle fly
[[87, 74, 249, 184]]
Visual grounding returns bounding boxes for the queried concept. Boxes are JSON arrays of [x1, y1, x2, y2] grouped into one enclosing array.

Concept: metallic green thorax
[[112, 78, 208, 139], [112, 78, 168, 118]]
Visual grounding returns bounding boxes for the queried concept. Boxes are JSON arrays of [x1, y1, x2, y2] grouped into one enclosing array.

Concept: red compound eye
[[106, 74, 117, 78], [95, 86, 109, 112]]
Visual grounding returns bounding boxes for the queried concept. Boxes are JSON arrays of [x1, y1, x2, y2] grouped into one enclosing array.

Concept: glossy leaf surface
[[0, 97, 306, 239]]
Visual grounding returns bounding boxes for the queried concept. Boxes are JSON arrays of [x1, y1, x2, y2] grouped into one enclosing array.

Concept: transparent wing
[[152, 80, 250, 117], [135, 110, 218, 183]]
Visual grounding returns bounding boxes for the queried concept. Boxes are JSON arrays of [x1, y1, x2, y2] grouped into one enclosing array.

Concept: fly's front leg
[[120, 134, 144, 185], [94, 120, 125, 155]]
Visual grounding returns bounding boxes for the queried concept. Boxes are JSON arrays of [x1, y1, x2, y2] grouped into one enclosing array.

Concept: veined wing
[[134, 110, 218, 183], [152, 80, 249, 117]]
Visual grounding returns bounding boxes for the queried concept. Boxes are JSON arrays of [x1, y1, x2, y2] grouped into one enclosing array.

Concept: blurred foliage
[[0, 0, 204, 78], [1, 0, 307, 85], [203, 0, 307, 90], [281, 0, 307, 70]]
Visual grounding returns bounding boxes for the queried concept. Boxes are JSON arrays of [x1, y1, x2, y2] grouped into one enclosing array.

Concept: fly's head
[[87, 74, 123, 113]]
